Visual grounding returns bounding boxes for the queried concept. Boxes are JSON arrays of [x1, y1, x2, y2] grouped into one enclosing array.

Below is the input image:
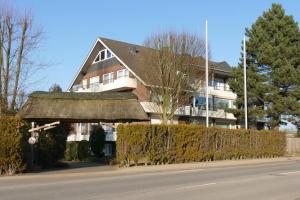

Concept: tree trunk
[[3, 17, 13, 113], [0, 22, 3, 114], [10, 18, 28, 111]]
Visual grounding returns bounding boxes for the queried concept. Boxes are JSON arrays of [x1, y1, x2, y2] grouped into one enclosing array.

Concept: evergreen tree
[[229, 4, 300, 129]]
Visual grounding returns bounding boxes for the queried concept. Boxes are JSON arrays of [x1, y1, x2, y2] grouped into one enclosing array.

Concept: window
[[214, 97, 230, 110], [78, 123, 89, 135], [93, 49, 113, 63], [117, 69, 129, 79], [103, 72, 114, 84], [100, 50, 105, 60], [90, 76, 99, 89], [82, 79, 87, 89], [213, 78, 225, 90], [107, 50, 112, 58]]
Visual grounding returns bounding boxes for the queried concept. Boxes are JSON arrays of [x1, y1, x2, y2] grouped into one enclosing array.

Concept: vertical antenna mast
[[243, 36, 248, 129], [205, 20, 209, 127]]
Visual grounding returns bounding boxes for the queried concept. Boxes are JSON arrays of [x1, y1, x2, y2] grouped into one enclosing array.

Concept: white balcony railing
[[72, 77, 137, 93], [140, 102, 236, 120], [176, 106, 236, 120], [197, 86, 236, 100], [208, 86, 236, 100]]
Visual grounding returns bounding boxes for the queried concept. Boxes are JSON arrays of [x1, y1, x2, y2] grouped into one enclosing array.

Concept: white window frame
[[93, 49, 114, 64], [89, 76, 99, 90], [103, 72, 114, 84], [82, 79, 87, 89], [117, 69, 129, 79], [78, 123, 89, 135]]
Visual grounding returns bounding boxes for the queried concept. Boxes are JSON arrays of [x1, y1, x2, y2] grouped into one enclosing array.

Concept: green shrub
[[116, 124, 286, 166], [89, 126, 106, 157], [77, 140, 90, 161], [0, 116, 30, 175], [37, 122, 70, 168], [65, 142, 79, 161]]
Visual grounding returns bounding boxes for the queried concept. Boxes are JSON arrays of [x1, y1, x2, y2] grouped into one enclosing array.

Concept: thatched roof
[[18, 91, 149, 122]]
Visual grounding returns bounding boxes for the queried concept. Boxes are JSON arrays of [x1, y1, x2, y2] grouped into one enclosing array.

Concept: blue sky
[[13, 0, 300, 91]]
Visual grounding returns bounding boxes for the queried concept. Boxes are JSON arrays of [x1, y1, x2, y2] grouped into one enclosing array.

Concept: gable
[[69, 37, 233, 90]]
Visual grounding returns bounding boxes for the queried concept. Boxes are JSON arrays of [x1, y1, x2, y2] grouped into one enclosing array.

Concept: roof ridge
[[99, 37, 145, 49]]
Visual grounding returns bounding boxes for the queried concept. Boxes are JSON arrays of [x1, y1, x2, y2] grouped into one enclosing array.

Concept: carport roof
[[18, 91, 149, 122]]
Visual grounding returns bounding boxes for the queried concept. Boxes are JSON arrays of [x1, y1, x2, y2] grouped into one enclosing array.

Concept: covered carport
[[19, 91, 149, 123], [19, 91, 149, 145]]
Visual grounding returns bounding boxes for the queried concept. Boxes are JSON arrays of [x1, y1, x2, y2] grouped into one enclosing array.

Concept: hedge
[[65, 142, 79, 161], [116, 124, 286, 166], [37, 122, 70, 168], [0, 116, 30, 175], [65, 140, 91, 161]]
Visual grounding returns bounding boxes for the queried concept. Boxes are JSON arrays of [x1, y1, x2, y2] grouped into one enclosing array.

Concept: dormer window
[[93, 49, 113, 63]]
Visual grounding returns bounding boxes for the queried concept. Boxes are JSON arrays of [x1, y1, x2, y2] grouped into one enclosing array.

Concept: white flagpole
[[205, 20, 209, 127], [243, 36, 248, 129]]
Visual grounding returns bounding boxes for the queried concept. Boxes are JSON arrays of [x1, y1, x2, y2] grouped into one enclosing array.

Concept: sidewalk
[[2, 156, 300, 179]]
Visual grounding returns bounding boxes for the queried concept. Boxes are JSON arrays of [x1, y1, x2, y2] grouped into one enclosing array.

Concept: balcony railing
[[72, 77, 137, 92], [175, 106, 236, 120], [140, 102, 236, 120]]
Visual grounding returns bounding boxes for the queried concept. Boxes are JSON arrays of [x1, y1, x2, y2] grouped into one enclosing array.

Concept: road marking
[[279, 170, 300, 175], [179, 182, 217, 190]]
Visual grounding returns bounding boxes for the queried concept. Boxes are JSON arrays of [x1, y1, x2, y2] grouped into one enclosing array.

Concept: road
[[1, 160, 300, 200]]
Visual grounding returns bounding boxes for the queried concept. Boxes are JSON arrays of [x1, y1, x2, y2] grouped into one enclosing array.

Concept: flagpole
[[243, 36, 248, 129], [205, 20, 209, 127]]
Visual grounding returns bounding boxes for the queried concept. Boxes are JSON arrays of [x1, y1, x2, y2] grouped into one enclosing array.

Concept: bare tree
[[144, 31, 208, 124], [0, 2, 43, 113], [49, 83, 62, 92]]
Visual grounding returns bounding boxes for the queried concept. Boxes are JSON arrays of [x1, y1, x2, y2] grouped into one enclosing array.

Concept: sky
[[12, 0, 300, 92]]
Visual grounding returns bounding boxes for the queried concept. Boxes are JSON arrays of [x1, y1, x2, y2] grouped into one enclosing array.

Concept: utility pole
[[243, 36, 248, 129], [205, 20, 209, 127]]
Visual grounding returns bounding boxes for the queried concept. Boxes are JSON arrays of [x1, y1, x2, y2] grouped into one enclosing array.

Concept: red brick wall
[[132, 81, 150, 101], [81, 64, 125, 85], [78, 64, 150, 102]]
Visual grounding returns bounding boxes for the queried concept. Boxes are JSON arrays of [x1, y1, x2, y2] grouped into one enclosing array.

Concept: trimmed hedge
[[65, 142, 79, 161], [78, 140, 90, 161], [116, 125, 286, 166], [65, 140, 91, 161], [0, 116, 30, 175]]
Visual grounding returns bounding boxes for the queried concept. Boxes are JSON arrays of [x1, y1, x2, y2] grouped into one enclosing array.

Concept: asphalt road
[[1, 160, 300, 200]]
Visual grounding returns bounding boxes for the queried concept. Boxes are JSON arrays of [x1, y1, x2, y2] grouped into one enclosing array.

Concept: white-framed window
[[82, 79, 87, 89], [103, 72, 114, 84], [77, 123, 89, 135], [214, 78, 225, 90], [93, 49, 113, 63], [89, 76, 99, 87], [117, 69, 129, 79]]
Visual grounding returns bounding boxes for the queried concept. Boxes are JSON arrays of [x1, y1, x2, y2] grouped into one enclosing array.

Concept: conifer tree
[[229, 4, 300, 129]]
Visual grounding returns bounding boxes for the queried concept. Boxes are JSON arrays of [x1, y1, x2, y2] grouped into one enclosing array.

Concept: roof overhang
[[18, 91, 149, 123]]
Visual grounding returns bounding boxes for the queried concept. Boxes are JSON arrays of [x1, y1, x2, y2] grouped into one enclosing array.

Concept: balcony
[[208, 86, 236, 100], [72, 77, 137, 93], [197, 85, 236, 100], [176, 106, 236, 120], [140, 102, 236, 120]]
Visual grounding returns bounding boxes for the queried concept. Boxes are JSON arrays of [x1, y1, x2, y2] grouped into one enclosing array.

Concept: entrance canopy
[[19, 91, 149, 122]]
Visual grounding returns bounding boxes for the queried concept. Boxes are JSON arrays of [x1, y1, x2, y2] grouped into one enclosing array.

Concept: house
[[67, 37, 237, 155]]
